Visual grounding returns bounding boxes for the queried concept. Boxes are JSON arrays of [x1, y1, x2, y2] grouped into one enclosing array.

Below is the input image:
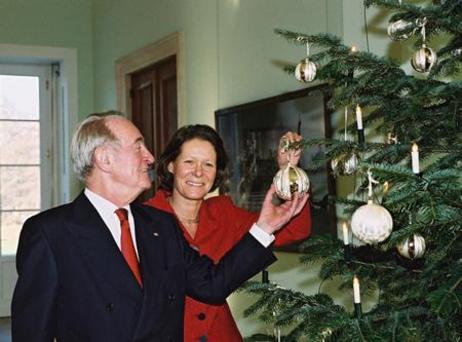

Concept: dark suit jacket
[[11, 192, 276, 342]]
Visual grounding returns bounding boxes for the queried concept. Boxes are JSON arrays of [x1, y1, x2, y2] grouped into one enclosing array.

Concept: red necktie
[[115, 208, 143, 287]]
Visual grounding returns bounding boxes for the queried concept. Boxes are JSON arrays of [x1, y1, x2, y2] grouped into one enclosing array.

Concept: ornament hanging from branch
[[397, 233, 426, 259], [411, 18, 437, 73], [451, 47, 462, 57], [351, 170, 393, 244], [387, 19, 416, 41], [295, 42, 317, 82], [331, 107, 360, 176], [387, 132, 398, 144], [412, 46, 437, 73], [331, 153, 359, 176]]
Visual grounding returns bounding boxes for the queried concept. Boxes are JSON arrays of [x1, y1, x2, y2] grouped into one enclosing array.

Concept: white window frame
[[0, 44, 79, 205], [0, 63, 53, 213]]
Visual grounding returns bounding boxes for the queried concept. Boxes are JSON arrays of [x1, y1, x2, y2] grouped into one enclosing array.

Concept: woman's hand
[[277, 131, 302, 169], [256, 185, 308, 235]]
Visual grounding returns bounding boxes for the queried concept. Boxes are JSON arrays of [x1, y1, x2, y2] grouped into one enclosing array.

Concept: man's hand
[[277, 131, 302, 169], [256, 184, 308, 235]]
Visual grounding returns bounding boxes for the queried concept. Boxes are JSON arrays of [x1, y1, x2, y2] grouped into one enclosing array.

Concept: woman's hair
[[70, 111, 124, 180], [156, 124, 229, 193]]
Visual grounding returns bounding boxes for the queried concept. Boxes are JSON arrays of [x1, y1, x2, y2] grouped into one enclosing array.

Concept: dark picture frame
[[215, 85, 337, 245]]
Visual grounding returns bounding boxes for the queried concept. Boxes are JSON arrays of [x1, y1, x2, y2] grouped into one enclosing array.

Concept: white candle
[[355, 105, 363, 130], [411, 143, 420, 174], [342, 223, 349, 245], [353, 275, 361, 304]]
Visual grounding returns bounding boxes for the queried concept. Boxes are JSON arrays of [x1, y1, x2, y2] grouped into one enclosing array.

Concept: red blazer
[[145, 190, 311, 341]]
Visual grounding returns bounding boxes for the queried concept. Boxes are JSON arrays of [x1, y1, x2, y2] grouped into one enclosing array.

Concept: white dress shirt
[[84, 188, 275, 256], [84, 188, 140, 259]]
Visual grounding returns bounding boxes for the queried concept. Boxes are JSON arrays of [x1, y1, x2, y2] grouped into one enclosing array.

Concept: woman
[[145, 124, 311, 341]]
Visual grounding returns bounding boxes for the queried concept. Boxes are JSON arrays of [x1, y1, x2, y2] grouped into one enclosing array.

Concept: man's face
[[106, 118, 155, 199]]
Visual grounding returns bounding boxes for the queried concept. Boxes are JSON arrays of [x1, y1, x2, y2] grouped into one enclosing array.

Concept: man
[[11, 113, 307, 341]]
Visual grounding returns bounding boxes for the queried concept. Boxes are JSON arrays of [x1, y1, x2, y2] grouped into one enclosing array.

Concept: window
[[0, 73, 44, 255]]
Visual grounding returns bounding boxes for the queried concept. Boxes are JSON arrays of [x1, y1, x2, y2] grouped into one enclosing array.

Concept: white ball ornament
[[411, 44, 437, 73], [397, 234, 426, 259], [351, 201, 393, 244], [273, 164, 310, 201], [295, 57, 317, 83]]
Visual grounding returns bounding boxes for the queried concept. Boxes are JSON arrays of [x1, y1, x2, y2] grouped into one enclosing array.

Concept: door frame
[[115, 32, 186, 126]]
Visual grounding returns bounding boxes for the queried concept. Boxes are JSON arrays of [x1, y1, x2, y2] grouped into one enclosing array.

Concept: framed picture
[[215, 84, 337, 242]]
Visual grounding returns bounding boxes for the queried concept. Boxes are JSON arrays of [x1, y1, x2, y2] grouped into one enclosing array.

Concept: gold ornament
[[397, 234, 426, 259], [387, 19, 416, 41], [273, 164, 310, 200], [295, 57, 317, 83], [331, 153, 359, 176], [411, 44, 437, 73]]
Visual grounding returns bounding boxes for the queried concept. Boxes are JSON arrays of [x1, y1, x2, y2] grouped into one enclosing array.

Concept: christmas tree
[[242, 0, 462, 340]]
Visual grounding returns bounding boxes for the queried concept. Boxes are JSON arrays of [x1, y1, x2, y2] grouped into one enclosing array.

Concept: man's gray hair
[[70, 111, 125, 180]]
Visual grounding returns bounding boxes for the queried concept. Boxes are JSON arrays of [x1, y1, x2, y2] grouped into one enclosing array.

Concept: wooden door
[[131, 56, 177, 199]]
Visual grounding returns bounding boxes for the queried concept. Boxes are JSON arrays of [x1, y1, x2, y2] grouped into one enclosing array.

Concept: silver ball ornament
[[411, 44, 437, 73], [451, 47, 462, 57], [331, 153, 359, 176], [387, 19, 415, 41], [295, 57, 317, 83], [273, 164, 310, 200], [351, 201, 393, 244], [397, 234, 426, 259]]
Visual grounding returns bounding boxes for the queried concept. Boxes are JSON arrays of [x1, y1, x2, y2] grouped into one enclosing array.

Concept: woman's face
[[168, 138, 217, 201]]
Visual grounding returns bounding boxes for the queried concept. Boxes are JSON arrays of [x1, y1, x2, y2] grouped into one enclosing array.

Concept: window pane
[[0, 121, 40, 164], [0, 166, 40, 210], [1, 211, 38, 256], [0, 75, 39, 120]]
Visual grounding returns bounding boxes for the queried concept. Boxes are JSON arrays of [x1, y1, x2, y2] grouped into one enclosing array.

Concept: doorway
[[131, 56, 177, 165], [116, 33, 185, 198]]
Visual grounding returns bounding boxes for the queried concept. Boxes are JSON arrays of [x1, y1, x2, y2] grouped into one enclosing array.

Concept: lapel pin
[[153, 232, 159, 237]]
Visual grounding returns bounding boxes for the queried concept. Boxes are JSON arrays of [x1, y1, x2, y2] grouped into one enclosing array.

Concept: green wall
[[92, 0, 344, 125], [0, 0, 94, 119], [92, 0, 219, 124]]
